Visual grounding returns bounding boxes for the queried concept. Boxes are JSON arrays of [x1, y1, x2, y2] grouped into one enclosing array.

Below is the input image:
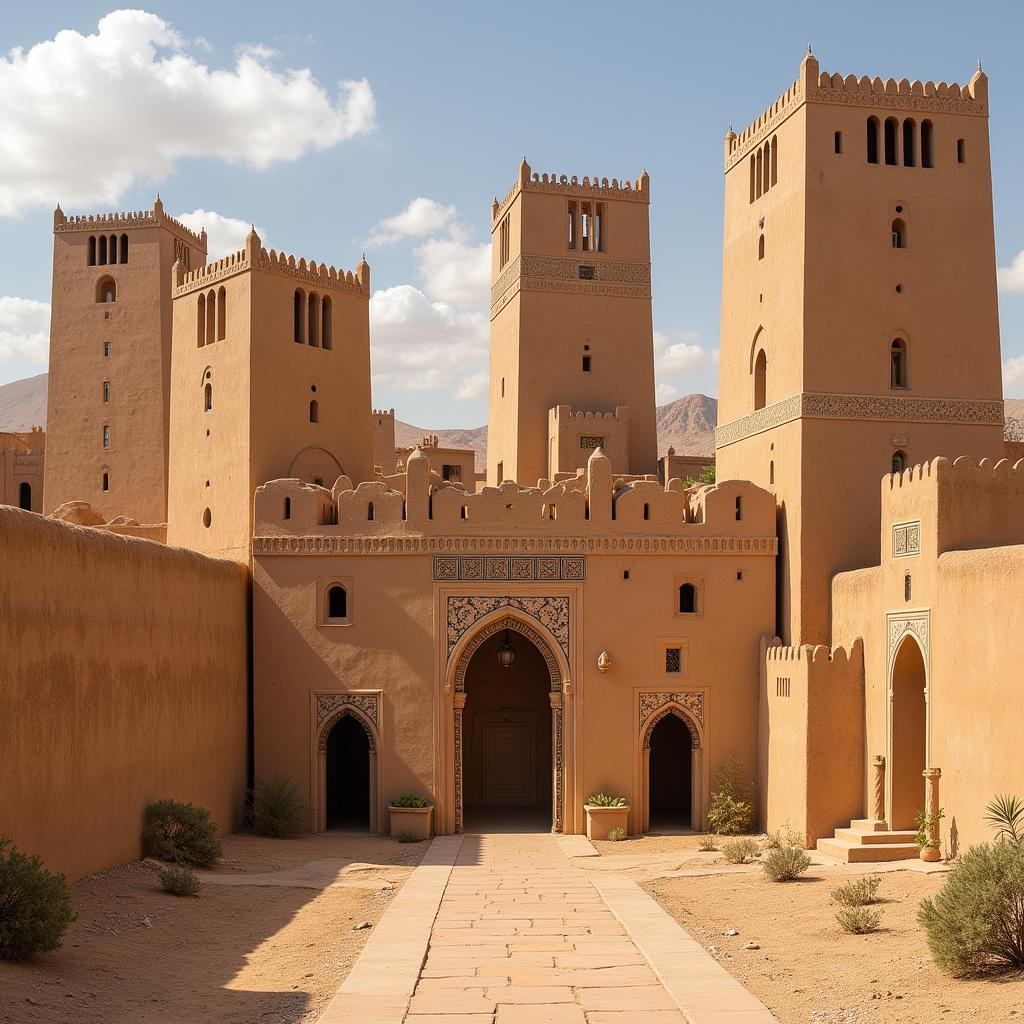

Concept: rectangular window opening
[[665, 647, 682, 674], [595, 203, 605, 252], [581, 202, 592, 252], [957, 138, 966, 164], [834, 130, 843, 154], [582, 355, 592, 372], [567, 202, 577, 250]]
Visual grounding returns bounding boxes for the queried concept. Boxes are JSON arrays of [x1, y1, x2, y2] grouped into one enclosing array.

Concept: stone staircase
[[817, 818, 919, 863]]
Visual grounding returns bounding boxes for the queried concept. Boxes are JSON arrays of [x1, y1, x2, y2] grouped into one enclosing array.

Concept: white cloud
[[1003, 355, 1024, 396], [0, 297, 50, 365], [456, 372, 488, 401], [656, 381, 679, 403], [654, 330, 719, 378], [0, 10, 375, 216], [366, 198, 456, 247], [998, 250, 1024, 293], [175, 209, 266, 260], [370, 285, 488, 396], [416, 238, 490, 309]]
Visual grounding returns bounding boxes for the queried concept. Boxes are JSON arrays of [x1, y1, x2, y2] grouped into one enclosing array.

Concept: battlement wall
[[494, 159, 649, 222], [253, 449, 776, 550], [54, 196, 207, 249]]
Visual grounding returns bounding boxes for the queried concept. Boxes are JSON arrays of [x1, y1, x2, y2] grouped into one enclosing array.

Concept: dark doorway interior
[[18, 482, 31, 511], [326, 715, 370, 830], [649, 714, 692, 831]]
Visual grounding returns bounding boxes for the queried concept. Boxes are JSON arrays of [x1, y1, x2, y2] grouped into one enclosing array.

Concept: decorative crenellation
[[716, 392, 1004, 448], [765, 640, 861, 665], [434, 554, 585, 582], [493, 160, 649, 222], [54, 198, 207, 248], [726, 53, 988, 170]]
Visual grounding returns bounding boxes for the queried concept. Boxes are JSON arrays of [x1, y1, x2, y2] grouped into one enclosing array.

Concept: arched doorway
[[890, 636, 926, 830], [461, 628, 553, 833], [648, 713, 693, 831], [325, 714, 370, 830], [18, 482, 32, 511]]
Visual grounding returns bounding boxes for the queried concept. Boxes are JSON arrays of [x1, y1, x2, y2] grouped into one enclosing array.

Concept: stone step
[[817, 838, 920, 863], [834, 827, 918, 845], [849, 818, 890, 833]]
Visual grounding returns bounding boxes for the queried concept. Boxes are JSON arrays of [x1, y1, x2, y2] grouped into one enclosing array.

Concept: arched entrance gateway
[[890, 634, 927, 830], [639, 701, 704, 833], [451, 615, 566, 834], [314, 701, 380, 833]]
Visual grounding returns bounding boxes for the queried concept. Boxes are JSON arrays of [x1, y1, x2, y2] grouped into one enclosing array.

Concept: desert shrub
[[762, 845, 811, 882], [586, 793, 627, 808], [0, 839, 76, 961], [143, 800, 222, 868], [985, 794, 1024, 845], [836, 906, 882, 934], [606, 827, 628, 842], [832, 875, 882, 907], [390, 795, 430, 808], [918, 841, 1024, 977], [762, 823, 803, 850], [707, 755, 755, 835], [721, 838, 761, 864], [395, 830, 422, 844], [698, 834, 718, 852], [158, 865, 200, 897], [252, 774, 306, 838]]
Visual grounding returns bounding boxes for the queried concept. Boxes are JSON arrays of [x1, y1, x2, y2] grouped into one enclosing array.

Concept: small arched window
[[902, 119, 916, 167], [327, 584, 348, 620], [891, 339, 908, 389], [109, 235, 118, 264], [18, 482, 31, 511], [293, 289, 305, 344], [88, 236, 97, 266], [770, 135, 778, 186], [120, 234, 128, 264], [867, 116, 880, 164], [206, 290, 216, 345], [678, 583, 697, 614], [196, 293, 206, 346], [322, 296, 332, 350], [758, 234, 765, 261], [642, 503, 650, 521], [204, 382, 212, 411], [309, 399, 319, 423], [769, 460, 775, 485], [217, 286, 226, 341], [102, 471, 109, 492], [749, 154, 756, 203], [96, 277, 116, 303], [892, 218, 906, 249], [308, 292, 320, 347], [98, 235, 108, 265], [283, 497, 291, 520], [762, 142, 770, 193], [755, 148, 763, 199], [367, 502, 375, 521], [884, 118, 898, 165], [921, 120, 933, 168], [892, 450, 907, 474], [102, 424, 111, 449], [753, 349, 767, 410]]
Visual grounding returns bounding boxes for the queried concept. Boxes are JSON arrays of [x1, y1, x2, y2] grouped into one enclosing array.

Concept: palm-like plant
[[984, 794, 1024, 845]]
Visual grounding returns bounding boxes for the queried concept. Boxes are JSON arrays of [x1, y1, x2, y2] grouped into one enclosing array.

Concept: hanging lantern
[[497, 629, 516, 670]]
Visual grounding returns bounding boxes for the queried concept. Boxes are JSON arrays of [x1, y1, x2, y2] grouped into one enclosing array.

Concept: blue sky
[[2, 2, 1024, 427]]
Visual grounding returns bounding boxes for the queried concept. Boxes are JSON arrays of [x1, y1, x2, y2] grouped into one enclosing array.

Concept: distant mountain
[[0, 373, 47, 431], [4, 372, 1022, 462]]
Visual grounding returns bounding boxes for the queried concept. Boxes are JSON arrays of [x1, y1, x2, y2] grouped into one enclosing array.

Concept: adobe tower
[[716, 52, 1005, 644], [45, 198, 208, 522], [487, 160, 658, 486], [166, 229, 374, 562]]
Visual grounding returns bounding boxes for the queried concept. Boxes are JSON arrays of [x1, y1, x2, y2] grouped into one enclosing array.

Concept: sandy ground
[[0, 831, 425, 1024], [644, 860, 1024, 1024]]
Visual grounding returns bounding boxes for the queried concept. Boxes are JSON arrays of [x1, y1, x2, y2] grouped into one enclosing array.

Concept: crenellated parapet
[[765, 638, 862, 666], [252, 448, 777, 553], [53, 196, 207, 249], [493, 159, 649, 222], [725, 51, 988, 170]]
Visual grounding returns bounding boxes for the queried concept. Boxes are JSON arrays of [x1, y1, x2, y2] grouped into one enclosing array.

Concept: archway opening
[[18, 482, 32, 511], [463, 628, 553, 833], [325, 714, 370, 831], [890, 637, 926, 831], [648, 713, 693, 832]]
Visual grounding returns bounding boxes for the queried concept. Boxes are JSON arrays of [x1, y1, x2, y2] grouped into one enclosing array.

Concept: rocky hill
[[0, 373, 47, 432]]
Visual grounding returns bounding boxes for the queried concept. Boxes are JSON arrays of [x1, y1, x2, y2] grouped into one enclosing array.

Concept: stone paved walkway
[[320, 832, 779, 1023]]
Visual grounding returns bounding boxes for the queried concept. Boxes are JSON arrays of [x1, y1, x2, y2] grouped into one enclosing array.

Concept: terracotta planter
[[919, 845, 942, 863], [389, 805, 434, 841], [584, 804, 630, 841]]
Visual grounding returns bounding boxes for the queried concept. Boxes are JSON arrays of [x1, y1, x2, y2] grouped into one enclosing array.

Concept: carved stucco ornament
[[597, 650, 613, 673]]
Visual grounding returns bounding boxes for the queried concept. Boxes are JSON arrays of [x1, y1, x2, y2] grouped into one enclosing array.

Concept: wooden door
[[482, 721, 536, 806]]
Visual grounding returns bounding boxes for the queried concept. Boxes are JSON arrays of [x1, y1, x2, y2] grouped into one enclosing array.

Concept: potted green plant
[[915, 806, 945, 862], [388, 795, 434, 841], [584, 792, 630, 840]]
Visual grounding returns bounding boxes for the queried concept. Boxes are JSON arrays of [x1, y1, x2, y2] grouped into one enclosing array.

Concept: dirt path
[[0, 832, 425, 1024]]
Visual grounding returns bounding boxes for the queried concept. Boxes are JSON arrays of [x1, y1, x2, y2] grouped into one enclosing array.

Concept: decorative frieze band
[[434, 555, 585, 582], [253, 534, 777, 557], [716, 392, 1004, 448]]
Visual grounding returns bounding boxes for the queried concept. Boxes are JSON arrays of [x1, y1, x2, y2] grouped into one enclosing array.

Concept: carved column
[[550, 691, 563, 834], [922, 767, 942, 861], [872, 755, 886, 822], [454, 692, 467, 834]]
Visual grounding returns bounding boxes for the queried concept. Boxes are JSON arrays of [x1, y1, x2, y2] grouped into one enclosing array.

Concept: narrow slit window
[[867, 116, 879, 164], [102, 472, 109, 492], [642, 503, 650, 521], [321, 296, 332, 349], [102, 425, 110, 449], [834, 130, 843, 154], [197, 293, 206, 346], [595, 204, 605, 251], [367, 502, 375, 521], [204, 382, 213, 411], [581, 202, 592, 252], [902, 119, 916, 167], [770, 136, 778, 186], [88, 236, 97, 266], [567, 201, 577, 250], [308, 293, 320, 347], [921, 120, 933, 168], [120, 234, 128, 264], [284, 497, 291, 520], [309, 399, 319, 423], [98, 235, 107, 265], [102, 380, 110, 403], [217, 286, 226, 341], [582, 355, 591, 372], [293, 289, 305, 343], [749, 155, 756, 203], [957, 138, 966, 164], [891, 339, 908, 389], [758, 234, 765, 260], [884, 118, 898, 165], [735, 496, 743, 520], [206, 289, 216, 345]]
